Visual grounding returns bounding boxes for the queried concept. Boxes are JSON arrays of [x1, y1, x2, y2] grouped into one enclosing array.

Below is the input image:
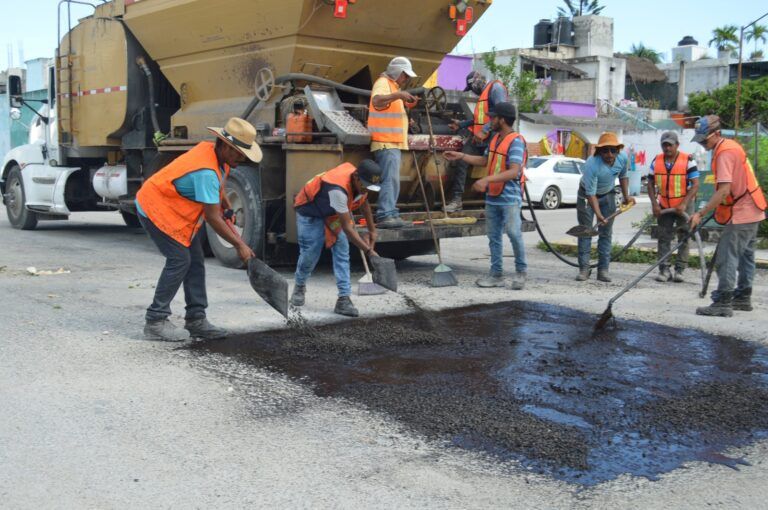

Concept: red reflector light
[[334, 0, 348, 18], [456, 18, 468, 36]]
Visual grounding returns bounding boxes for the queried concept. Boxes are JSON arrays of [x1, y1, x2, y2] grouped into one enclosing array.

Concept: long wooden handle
[[424, 106, 450, 219], [411, 151, 444, 264], [359, 248, 372, 276]]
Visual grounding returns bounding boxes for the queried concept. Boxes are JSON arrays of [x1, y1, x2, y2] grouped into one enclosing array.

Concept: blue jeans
[[139, 214, 207, 322], [374, 148, 401, 220], [576, 190, 616, 270], [294, 214, 352, 297], [486, 202, 527, 275]]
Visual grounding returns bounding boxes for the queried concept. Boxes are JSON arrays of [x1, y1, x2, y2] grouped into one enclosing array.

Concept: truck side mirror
[[9, 75, 23, 108]]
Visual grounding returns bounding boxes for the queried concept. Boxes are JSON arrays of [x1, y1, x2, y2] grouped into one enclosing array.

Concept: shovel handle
[[359, 248, 372, 276], [598, 200, 634, 225]]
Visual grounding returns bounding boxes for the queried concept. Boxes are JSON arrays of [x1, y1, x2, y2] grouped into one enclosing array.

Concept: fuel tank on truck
[[121, 0, 491, 140], [58, 15, 131, 148]]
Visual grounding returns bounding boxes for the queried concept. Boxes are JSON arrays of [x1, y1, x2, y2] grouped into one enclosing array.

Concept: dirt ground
[[1, 205, 767, 508]]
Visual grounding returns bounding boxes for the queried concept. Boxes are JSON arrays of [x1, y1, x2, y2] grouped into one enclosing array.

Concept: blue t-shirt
[[484, 136, 526, 205], [137, 169, 221, 217], [580, 153, 628, 196]]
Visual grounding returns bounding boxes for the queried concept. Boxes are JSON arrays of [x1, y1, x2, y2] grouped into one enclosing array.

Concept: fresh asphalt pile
[[189, 301, 768, 485]]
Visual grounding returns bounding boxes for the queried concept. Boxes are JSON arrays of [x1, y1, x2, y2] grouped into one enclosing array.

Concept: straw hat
[[207, 118, 263, 163], [594, 132, 624, 150]]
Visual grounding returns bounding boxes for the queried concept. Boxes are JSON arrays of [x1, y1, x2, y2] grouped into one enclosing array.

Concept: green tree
[[708, 25, 739, 52], [628, 42, 662, 64], [687, 75, 768, 128], [482, 49, 550, 115], [746, 24, 768, 56], [556, 0, 605, 17]]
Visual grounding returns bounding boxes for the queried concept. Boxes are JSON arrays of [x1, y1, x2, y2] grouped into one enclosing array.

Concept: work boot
[[733, 288, 753, 312], [696, 291, 734, 317], [655, 267, 672, 282], [509, 272, 526, 290], [185, 318, 228, 340], [377, 216, 405, 229], [444, 196, 463, 213], [143, 319, 190, 342], [291, 284, 306, 307], [334, 296, 359, 317], [575, 268, 591, 281], [597, 269, 612, 283], [476, 274, 505, 288], [672, 269, 685, 283]]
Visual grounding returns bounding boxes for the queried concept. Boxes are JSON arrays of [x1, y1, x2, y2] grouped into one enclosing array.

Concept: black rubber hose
[[136, 56, 161, 134], [241, 72, 427, 119], [523, 185, 651, 269]]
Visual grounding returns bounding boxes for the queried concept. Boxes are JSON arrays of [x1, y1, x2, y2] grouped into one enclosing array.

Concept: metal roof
[[520, 55, 588, 77]]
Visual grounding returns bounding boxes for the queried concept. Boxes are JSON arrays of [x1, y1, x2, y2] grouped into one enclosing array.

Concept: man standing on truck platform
[[574, 132, 635, 283], [368, 56, 419, 229], [690, 115, 767, 317], [444, 102, 528, 290], [647, 131, 700, 283], [444, 71, 508, 213], [135, 117, 262, 342], [290, 159, 382, 317]]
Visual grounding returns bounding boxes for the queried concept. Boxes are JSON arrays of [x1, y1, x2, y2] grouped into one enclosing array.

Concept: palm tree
[[708, 25, 739, 52], [628, 43, 662, 64], [557, 0, 605, 17], [746, 24, 767, 57]]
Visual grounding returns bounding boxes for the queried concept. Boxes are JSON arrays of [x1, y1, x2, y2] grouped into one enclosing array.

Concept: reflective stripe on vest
[[368, 76, 406, 143], [711, 139, 767, 225], [471, 80, 507, 137], [136, 142, 228, 247], [486, 132, 527, 197], [652, 151, 689, 209], [294, 162, 367, 247]]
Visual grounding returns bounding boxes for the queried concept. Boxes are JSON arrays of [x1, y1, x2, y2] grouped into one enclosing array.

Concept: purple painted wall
[[548, 100, 597, 118], [437, 55, 473, 91]]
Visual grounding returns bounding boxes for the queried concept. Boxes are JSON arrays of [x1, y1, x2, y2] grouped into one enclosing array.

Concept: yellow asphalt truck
[[2, 0, 496, 267]]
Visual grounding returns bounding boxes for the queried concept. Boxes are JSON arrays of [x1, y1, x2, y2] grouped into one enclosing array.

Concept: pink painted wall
[[548, 100, 597, 118], [437, 55, 473, 91]]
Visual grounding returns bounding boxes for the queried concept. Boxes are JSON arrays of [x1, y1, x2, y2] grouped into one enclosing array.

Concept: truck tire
[[5, 166, 38, 230], [206, 165, 263, 269], [121, 211, 142, 228]]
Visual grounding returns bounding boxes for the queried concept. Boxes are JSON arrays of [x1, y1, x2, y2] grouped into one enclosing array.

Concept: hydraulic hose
[[136, 56, 162, 136]]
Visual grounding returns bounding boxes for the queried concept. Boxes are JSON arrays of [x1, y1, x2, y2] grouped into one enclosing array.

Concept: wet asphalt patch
[[188, 301, 768, 485]]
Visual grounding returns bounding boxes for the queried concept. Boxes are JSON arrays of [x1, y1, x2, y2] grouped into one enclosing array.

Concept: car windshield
[[527, 158, 547, 168]]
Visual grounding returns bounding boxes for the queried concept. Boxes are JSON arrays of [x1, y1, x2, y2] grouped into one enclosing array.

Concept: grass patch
[[537, 241, 714, 269]]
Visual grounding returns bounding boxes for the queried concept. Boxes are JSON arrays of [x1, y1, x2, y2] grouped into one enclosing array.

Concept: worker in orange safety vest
[[647, 131, 700, 283], [690, 115, 767, 317], [136, 117, 262, 342], [291, 160, 382, 317]]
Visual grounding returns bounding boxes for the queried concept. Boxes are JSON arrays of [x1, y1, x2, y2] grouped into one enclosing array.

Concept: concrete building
[[671, 36, 709, 63], [471, 15, 627, 106]]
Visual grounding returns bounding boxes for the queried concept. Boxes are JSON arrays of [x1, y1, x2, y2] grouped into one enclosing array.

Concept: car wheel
[[542, 186, 561, 210], [5, 165, 38, 230]]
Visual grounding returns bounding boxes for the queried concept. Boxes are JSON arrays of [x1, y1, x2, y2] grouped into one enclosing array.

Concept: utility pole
[[735, 11, 768, 130]]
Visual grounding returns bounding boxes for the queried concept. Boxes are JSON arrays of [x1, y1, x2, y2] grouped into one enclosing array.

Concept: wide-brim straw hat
[[207, 117, 263, 163], [594, 132, 624, 150]]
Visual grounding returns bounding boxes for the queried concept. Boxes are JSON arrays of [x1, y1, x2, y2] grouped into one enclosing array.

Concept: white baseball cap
[[387, 56, 417, 79]]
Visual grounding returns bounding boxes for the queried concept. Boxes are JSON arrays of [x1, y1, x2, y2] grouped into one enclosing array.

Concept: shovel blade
[[247, 258, 289, 318], [566, 225, 599, 238], [369, 255, 398, 292]]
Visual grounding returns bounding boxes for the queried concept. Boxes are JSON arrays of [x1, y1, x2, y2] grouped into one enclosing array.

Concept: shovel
[[369, 255, 398, 293], [223, 217, 288, 317], [566, 202, 634, 238], [358, 249, 387, 295]]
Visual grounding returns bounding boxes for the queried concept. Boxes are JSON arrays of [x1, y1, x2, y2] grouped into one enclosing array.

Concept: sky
[[0, 0, 766, 70]]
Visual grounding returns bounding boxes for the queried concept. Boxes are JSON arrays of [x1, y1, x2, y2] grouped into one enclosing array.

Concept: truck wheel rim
[[8, 177, 22, 218]]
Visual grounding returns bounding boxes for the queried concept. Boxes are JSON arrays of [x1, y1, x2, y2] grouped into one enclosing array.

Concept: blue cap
[[691, 115, 721, 143]]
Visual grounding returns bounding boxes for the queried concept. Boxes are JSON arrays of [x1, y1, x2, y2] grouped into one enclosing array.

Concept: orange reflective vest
[[471, 80, 507, 139], [711, 139, 767, 225], [294, 162, 367, 248], [487, 132, 527, 197], [368, 76, 407, 144], [136, 142, 228, 247], [652, 151, 691, 208]]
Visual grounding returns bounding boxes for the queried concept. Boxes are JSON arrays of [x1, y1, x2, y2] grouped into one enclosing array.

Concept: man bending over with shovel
[[136, 118, 261, 341], [444, 102, 528, 290], [291, 160, 382, 317], [575, 132, 635, 283]]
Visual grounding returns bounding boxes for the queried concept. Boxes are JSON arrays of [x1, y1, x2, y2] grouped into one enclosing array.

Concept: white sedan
[[524, 155, 623, 210], [524, 155, 585, 210]]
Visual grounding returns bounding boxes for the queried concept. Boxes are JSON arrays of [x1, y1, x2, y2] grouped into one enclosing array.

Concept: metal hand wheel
[[254, 67, 276, 102]]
